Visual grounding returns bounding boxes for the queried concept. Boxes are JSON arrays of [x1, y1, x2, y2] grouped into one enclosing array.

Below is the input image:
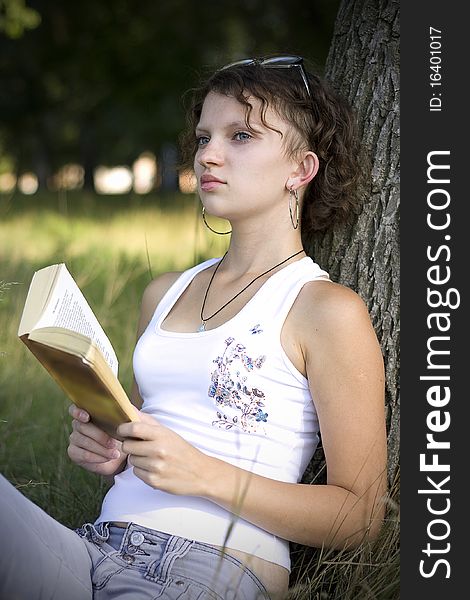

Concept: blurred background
[[0, 0, 339, 197]]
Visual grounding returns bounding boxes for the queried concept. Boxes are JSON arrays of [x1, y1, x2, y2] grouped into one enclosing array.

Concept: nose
[[196, 138, 224, 167]]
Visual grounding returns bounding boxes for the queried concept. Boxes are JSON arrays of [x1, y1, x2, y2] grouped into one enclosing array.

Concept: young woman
[[0, 55, 387, 600]]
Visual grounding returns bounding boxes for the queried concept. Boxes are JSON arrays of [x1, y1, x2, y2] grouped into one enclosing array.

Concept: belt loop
[[145, 536, 194, 584], [75, 522, 111, 545], [96, 522, 110, 540]]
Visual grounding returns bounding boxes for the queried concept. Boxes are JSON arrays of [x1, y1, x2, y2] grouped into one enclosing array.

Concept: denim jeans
[[0, 474, 270, 599]]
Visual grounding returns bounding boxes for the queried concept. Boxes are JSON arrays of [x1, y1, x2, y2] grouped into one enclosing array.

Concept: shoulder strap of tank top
[[241, 257, 330, 332], [149, 257, 221, 326]]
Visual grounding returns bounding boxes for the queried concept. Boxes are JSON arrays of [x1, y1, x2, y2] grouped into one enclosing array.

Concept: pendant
[[197, 322, 206, 332]]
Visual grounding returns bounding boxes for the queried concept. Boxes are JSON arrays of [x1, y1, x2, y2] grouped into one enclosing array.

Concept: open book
[[18, 263, 139, 439]]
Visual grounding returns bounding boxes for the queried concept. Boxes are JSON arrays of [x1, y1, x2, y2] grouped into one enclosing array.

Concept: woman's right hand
[[67, 404, 127, 477]]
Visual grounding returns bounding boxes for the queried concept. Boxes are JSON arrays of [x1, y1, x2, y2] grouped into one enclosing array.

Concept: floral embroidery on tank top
[[208, 325, 268, 433]]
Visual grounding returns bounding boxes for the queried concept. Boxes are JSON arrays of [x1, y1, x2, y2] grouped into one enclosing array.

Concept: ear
[[286, 151, 319, 191]]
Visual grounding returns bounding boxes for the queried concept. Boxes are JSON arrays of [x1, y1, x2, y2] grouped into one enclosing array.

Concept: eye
[[196, 135, 210, 146], [233, 131, 252, 142]]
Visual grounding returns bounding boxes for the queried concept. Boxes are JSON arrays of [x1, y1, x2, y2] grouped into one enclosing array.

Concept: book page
[[34, 265, 119, 375]]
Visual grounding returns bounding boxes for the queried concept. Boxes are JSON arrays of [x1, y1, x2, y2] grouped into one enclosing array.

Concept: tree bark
[[304, 0, 400, 479]]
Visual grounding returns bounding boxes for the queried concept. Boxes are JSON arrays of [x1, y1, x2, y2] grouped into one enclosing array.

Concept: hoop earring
[[202, 206, 232, 235], [289, 187, 300, 229]]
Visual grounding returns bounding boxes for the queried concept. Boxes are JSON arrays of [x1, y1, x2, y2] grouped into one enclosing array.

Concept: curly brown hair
[[179, 57, 363, 234]]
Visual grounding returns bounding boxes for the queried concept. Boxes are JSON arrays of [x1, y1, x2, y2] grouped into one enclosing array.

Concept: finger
[[68, 404, 90, 422], [72, 418, 120, 449], [118, 420, 159, 441], [69, 429, 122, 461], [132, 466, 154, 487], [128, 453, 163, 471], [121, 439, 159, 457], [67, 441, 118, 465], [129, 458, 159, 483], [135, 411, 159, 425]]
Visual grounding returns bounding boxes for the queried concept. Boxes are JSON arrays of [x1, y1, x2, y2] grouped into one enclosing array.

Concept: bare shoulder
[[293, 279, 373, 334], [141, 271, 182, 309], [137, 271, 182, 335], [289, 279, 383, 373], [290, 279, 384, 410]]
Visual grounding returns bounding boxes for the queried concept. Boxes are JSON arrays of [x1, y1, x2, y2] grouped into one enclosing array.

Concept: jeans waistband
[[77, 521, 270, 598]]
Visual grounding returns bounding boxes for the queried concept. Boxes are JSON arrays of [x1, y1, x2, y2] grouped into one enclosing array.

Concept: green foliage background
[[0, 0, 339, 182]]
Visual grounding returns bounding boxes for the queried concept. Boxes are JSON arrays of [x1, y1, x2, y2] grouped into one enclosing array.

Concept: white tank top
[[96, 256, 330, 570]]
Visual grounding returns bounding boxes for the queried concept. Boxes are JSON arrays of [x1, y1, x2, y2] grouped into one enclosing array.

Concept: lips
[[200, 174, 225, 191]]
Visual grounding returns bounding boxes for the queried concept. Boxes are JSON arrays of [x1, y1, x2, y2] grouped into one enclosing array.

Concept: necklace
[[197, 249, 305, 332]]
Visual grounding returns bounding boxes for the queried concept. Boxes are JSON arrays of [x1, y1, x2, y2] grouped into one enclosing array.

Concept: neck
[[222, 224, 304, 276]]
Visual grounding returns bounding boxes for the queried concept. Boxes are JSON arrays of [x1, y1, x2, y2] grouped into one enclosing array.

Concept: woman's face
[[194, 91, 299, 225]]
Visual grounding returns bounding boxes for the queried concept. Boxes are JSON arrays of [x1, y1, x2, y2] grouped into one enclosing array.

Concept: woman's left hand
[[117, 412, 212, 496]]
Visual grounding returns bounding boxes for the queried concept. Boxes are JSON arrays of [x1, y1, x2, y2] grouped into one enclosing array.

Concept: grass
[[0, 190, 399, 599], [288, 470, 400, 599]]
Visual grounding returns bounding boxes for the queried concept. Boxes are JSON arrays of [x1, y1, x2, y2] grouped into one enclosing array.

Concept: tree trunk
[[304, 0, 400, 479]]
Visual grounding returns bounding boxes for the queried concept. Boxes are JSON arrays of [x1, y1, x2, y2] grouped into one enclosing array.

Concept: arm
[[119, 282, 388, 549], [67, 271, 181, 477]]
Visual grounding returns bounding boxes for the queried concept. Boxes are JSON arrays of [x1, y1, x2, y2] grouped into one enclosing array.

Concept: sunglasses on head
[[219, 55, 312, 99]]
